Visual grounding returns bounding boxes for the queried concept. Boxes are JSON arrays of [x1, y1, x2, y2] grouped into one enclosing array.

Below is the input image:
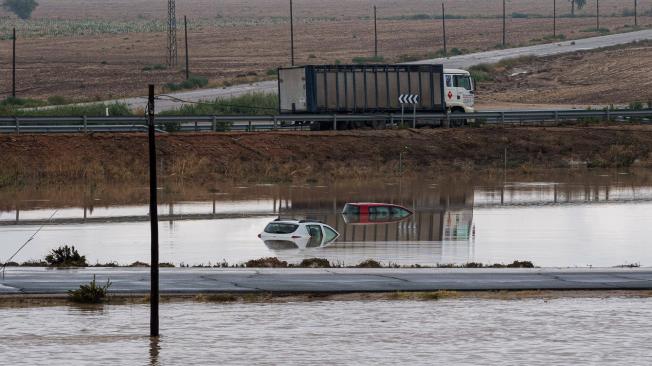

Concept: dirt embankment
[[2, 127, 652, 186], [478, 41, 652, 106]]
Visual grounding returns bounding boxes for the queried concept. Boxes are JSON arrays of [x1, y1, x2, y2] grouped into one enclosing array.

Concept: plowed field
[[0, 0, 650, 101]]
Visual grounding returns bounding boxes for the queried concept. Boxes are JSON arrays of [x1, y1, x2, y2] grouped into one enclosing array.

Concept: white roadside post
[[399, 94, 420, 129]]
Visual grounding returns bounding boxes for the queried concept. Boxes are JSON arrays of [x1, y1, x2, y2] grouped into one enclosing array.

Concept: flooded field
[[1, 297, 651, 365], [2, 170, 652, 267]]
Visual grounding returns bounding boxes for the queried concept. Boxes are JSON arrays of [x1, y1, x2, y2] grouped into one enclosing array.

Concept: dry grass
[[4, 127, 652, 187]]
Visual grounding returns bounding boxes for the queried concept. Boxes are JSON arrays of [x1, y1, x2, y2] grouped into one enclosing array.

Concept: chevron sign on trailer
[[399, 94, 420, 104]]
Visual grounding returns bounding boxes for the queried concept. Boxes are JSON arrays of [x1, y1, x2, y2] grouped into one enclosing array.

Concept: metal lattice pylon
[[167, 0, 178, 67]]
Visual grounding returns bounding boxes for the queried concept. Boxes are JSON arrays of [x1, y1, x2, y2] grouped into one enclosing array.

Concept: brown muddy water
[[2, 170, 652, 267], [1, 297, 651, 365]]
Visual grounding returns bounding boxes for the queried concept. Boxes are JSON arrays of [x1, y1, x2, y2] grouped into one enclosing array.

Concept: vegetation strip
[[2, 290, 652, 308]]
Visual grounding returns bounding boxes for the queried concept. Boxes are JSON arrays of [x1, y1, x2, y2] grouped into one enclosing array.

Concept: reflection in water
[[3, 172, 652, 266], [149, 337, 160, 366]]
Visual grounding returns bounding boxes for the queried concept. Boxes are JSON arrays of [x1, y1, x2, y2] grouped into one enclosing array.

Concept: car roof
[[270, 219, 325, 224], [346, 202, 405, 207]]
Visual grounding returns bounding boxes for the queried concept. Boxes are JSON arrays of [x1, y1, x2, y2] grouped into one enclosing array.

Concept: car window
[[323, 226, 339, 243], [342, 204, 360, 215], [390, 207, 411, 219], [264, 223, 299, 234], [369, 206, 391, 221], [453, 75, 472, 90], [445, 75, 452, 87], [306, 225, 324, 247]]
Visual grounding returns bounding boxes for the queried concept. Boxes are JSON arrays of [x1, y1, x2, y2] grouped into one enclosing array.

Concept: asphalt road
[[410, 28, 652, 68], [1, 268, 651, 294], [108, 29, 652, 112]]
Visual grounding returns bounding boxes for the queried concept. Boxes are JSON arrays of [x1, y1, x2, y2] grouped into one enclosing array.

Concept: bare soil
[[2, 126, 652, 186], [0, 0, 650, 101], [478, 41, 652, 105]]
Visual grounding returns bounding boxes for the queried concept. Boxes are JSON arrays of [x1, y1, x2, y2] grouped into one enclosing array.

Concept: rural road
[[108, 29, 652, 112], [1, 267, 652, 294]]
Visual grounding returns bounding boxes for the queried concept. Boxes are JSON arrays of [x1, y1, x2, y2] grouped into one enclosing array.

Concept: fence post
[[443, 111, 450, 128], [83, 115, 88, 133], [333, 115, 337, 131], [390, 114, 394, 128], [554, 111, 559, 125], [273, 116, 278, 130], [500, 112, 506, 125], [606, 110, 611, 122], [212, 116, 217, 132], [15, 117, 19, 134], [194, 120, 198, 132], [248, 121, 252, 132]]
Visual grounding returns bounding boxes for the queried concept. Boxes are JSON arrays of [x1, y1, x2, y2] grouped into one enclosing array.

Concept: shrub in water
[[297, 258, 331, 268], [356, 259, 382, 268], [68, 275, 112, 304], [45, 245, 88, 267], [245, 257, 288, 268]]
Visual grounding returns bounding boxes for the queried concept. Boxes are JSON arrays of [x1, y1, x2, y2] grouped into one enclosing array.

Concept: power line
[[1, 210, 58, 279]]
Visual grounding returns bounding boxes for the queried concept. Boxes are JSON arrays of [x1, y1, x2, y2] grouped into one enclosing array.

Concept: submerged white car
[[258, 219, 340, 249]]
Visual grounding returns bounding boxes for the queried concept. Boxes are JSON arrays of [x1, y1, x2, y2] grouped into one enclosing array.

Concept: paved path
[[1, 268, 651, 294], [411, 29, 652, 68], [107, 29, 652, 112]]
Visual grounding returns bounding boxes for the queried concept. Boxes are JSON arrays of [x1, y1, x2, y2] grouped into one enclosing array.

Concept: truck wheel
[[450, 110, 467, 127]]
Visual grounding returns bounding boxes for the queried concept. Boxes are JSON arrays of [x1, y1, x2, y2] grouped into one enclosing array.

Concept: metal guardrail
[[0, 109, 651, 133]]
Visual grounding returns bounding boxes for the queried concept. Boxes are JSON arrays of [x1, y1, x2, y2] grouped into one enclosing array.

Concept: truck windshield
[[453, 75, 472, 90]]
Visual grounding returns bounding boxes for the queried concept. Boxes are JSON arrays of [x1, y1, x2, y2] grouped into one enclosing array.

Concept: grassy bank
[[2, 125, 652, 187], [0, 93, 277, 117]]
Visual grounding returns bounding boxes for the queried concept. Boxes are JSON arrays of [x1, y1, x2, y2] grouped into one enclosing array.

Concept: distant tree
[[2, 0, 39, 20], [569, 0, 587, 17]]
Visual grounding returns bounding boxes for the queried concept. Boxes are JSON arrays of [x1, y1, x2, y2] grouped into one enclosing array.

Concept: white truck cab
[[444, 69, 475, 114]]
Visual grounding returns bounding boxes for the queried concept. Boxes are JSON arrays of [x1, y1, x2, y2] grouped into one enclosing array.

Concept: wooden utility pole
[[502, 0, 506, 46], [290, 0, 295, 66], [12, 28, 16, 98], [184, 16, 189, 80], [442, 2, 447, 56], [596, 0, 600, 30], [635, 0, 638, 27], [147, 84, 160, 338], [553, 0, 557, 37], [374, 6, 378, 57]]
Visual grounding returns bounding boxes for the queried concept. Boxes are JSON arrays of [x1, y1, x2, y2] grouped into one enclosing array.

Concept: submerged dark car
[[342, 203, 413, 225]]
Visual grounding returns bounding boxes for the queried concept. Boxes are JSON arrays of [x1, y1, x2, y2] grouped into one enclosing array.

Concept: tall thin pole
[[596, 0, 600, 30], [442, 2, 447, 57], [184, 15, 189, 80], [167, 0, 178, 67], [634, 0, 638, 27], [290, 0, 294, 66], [373, 6, 378, 57], [148, 84, 160, 338], [553, 0, 557, 37], [502, 0, 506, 46], [12, 28, 16, 98]]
